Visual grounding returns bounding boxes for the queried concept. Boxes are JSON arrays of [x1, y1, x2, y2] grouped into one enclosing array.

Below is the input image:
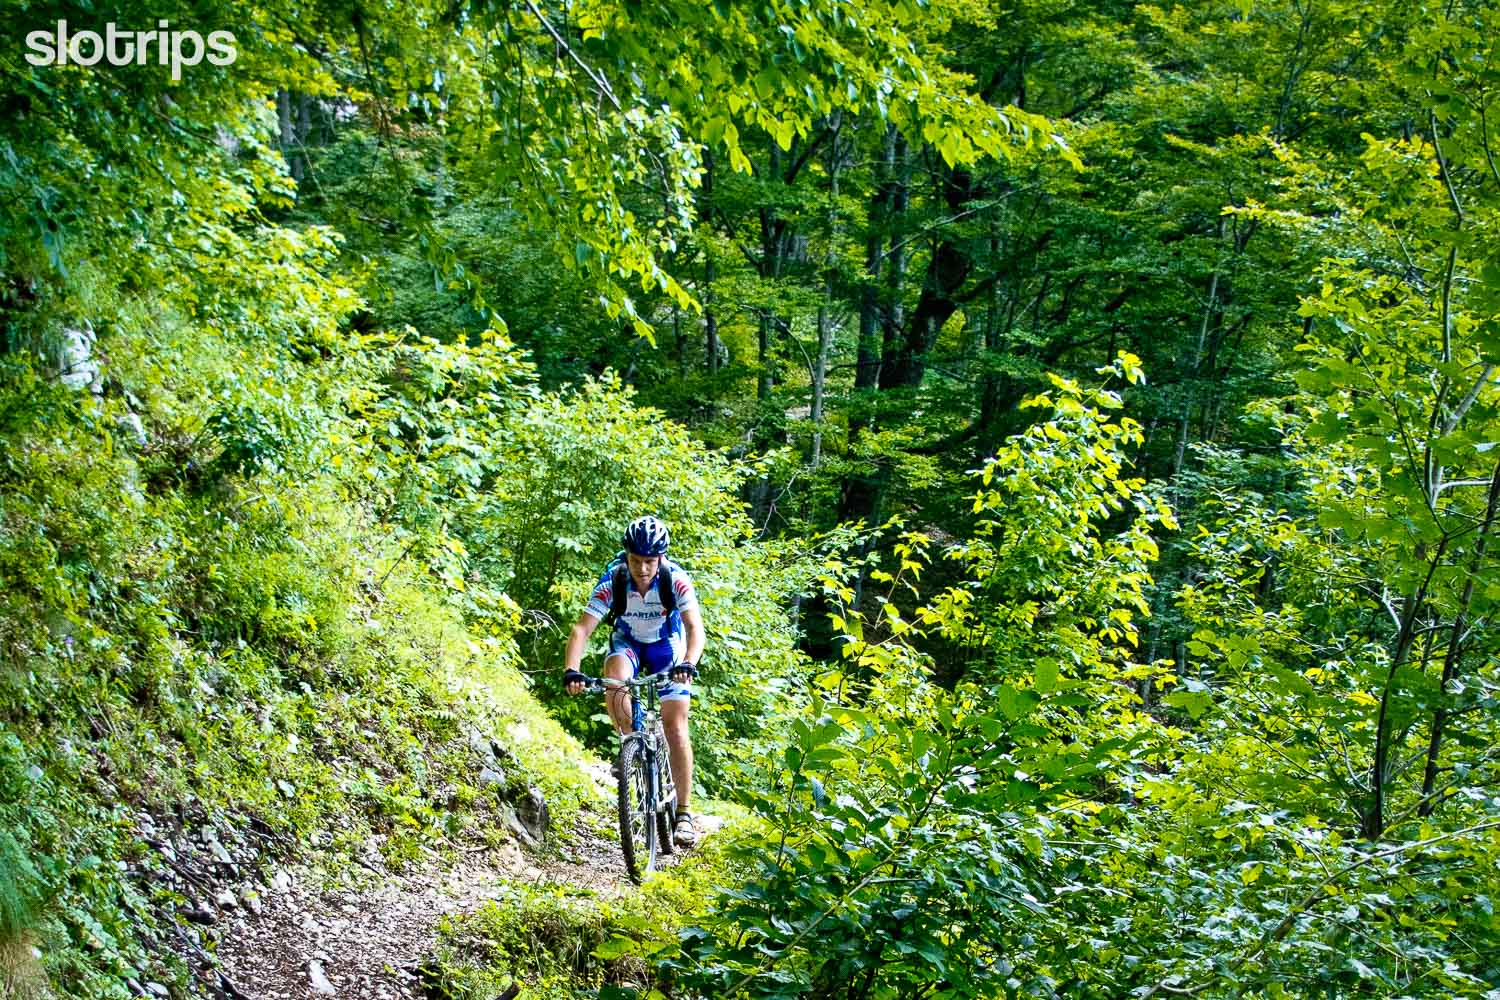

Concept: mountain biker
[[562, 515, 704, 848]]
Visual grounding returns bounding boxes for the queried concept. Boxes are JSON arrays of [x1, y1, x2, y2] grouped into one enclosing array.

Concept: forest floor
[[211, 761, 720, 1000]]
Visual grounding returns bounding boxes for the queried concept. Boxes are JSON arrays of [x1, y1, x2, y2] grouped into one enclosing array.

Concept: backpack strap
[[608, 557, 628, 626], [657, 558, 677, 613], [605, 554, 677, 625]]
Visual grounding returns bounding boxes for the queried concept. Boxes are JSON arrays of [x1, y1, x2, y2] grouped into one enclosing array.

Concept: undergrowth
[[0, 350, 594, 998], [1, 220, 807, 998], [428, 826, 744, 1000]]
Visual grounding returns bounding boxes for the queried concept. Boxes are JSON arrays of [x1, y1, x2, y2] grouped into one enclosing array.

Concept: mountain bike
[[577, 671, 679, 884]]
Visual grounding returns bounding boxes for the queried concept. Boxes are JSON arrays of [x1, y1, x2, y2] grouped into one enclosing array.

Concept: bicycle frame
[[582, 670, 679, 882]]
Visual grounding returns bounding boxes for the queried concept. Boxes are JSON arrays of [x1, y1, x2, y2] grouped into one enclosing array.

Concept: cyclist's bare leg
[[603, 653, 634, 735], [662, 698, 693, 813]]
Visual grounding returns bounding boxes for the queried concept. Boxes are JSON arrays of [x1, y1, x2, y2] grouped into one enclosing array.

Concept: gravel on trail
[[212, 761, 716, 1000]]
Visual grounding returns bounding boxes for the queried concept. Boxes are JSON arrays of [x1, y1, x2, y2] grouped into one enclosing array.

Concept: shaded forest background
[[2, 0, 1499, 997]]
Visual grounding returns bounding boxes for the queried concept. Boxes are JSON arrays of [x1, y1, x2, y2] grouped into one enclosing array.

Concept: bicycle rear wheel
[[654, 728, 676, 855], [617, 735, 655, 883]]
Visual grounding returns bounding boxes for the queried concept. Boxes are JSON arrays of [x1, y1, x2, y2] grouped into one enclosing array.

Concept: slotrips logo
[[25, 20, 237, 81]]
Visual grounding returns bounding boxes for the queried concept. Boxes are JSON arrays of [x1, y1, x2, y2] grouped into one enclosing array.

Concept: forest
[[2, 0, 1499, 997]]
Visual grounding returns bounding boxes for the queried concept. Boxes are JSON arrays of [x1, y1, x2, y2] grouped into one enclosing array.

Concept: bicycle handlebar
[[571, 672, 674, 695]]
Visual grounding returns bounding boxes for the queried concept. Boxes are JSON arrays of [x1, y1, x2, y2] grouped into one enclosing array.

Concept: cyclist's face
[[626, 552, 659, 591]]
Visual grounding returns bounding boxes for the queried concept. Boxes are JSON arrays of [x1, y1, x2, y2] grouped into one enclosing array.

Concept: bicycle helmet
[[622, 515, 670, 556]]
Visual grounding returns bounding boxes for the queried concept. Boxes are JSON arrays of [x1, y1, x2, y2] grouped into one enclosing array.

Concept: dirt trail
[[213, 764, 715, 1000]]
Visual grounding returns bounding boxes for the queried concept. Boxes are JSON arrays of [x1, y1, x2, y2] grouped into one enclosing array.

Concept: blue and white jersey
[[583, 558, 699, 643]]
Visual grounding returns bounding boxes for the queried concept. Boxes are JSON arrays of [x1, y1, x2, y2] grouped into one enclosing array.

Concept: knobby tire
[[617, 735, 654, 884], [654, 724, 676, 855]]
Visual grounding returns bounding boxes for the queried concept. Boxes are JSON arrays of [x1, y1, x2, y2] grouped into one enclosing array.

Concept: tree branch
[[521, 0, 621, 111]]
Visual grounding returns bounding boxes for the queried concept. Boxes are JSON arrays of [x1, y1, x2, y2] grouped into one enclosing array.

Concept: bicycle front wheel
[[617, 735, 655, 883]]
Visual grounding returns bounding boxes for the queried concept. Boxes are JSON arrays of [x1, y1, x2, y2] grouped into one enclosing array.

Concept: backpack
[[605, 551, 677, 626]]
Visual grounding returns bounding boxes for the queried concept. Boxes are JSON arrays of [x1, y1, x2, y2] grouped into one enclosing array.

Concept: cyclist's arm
[[680, 605, 705, 668], [564, 611, 603, 673]]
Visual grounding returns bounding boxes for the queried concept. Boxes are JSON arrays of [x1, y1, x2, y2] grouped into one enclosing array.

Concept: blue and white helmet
[[623, 515, 670, 556]]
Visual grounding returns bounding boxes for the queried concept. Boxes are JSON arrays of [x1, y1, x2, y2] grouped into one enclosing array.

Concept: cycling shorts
[[606, 629, 691, 703]]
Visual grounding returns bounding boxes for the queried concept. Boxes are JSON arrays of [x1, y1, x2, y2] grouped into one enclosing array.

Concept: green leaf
[[1034, 658, 1059, 694], [994, 685, 1040, 721], [594, 936, 640, 960], [1162, 689, 1213, 720]]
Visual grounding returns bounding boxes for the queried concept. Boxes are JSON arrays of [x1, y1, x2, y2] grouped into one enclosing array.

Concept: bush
[[462, 373, 817, 789], [429, 829, 744, 999], [0, 315, 596, 998]]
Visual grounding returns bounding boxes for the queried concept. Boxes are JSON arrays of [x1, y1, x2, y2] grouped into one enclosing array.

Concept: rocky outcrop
[[465, 727, 550, 848]]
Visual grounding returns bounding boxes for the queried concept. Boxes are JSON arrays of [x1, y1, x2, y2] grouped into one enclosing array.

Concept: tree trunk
[[881, 164, 975, 390], [672, 299, 685, 375], [1419, 461, 1500, 816], [702, 153, 721, 376], [876, 133, 910, 389], [705, 257, 720, 376], [839, 124, 905, 526], [277, 89, 297, 181], [811, 120, 843, 469], [1171, 219, 1224, 481], [296, 91, 313, 182], [1362, 533, 1450, 840], [975, 236, 1004, 441], [757, 312, 773, 401], [854, 128, 899, 397], [1364, 596, 1422, 839], [812, 294, 831, 468]]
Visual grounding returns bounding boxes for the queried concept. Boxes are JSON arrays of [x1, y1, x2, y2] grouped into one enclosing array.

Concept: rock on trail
[[212, 763, 708, 999]]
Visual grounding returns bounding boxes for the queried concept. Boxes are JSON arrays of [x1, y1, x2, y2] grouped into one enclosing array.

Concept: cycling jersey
[[583, 558, 699, 643], [584, 558, 698, 703]]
